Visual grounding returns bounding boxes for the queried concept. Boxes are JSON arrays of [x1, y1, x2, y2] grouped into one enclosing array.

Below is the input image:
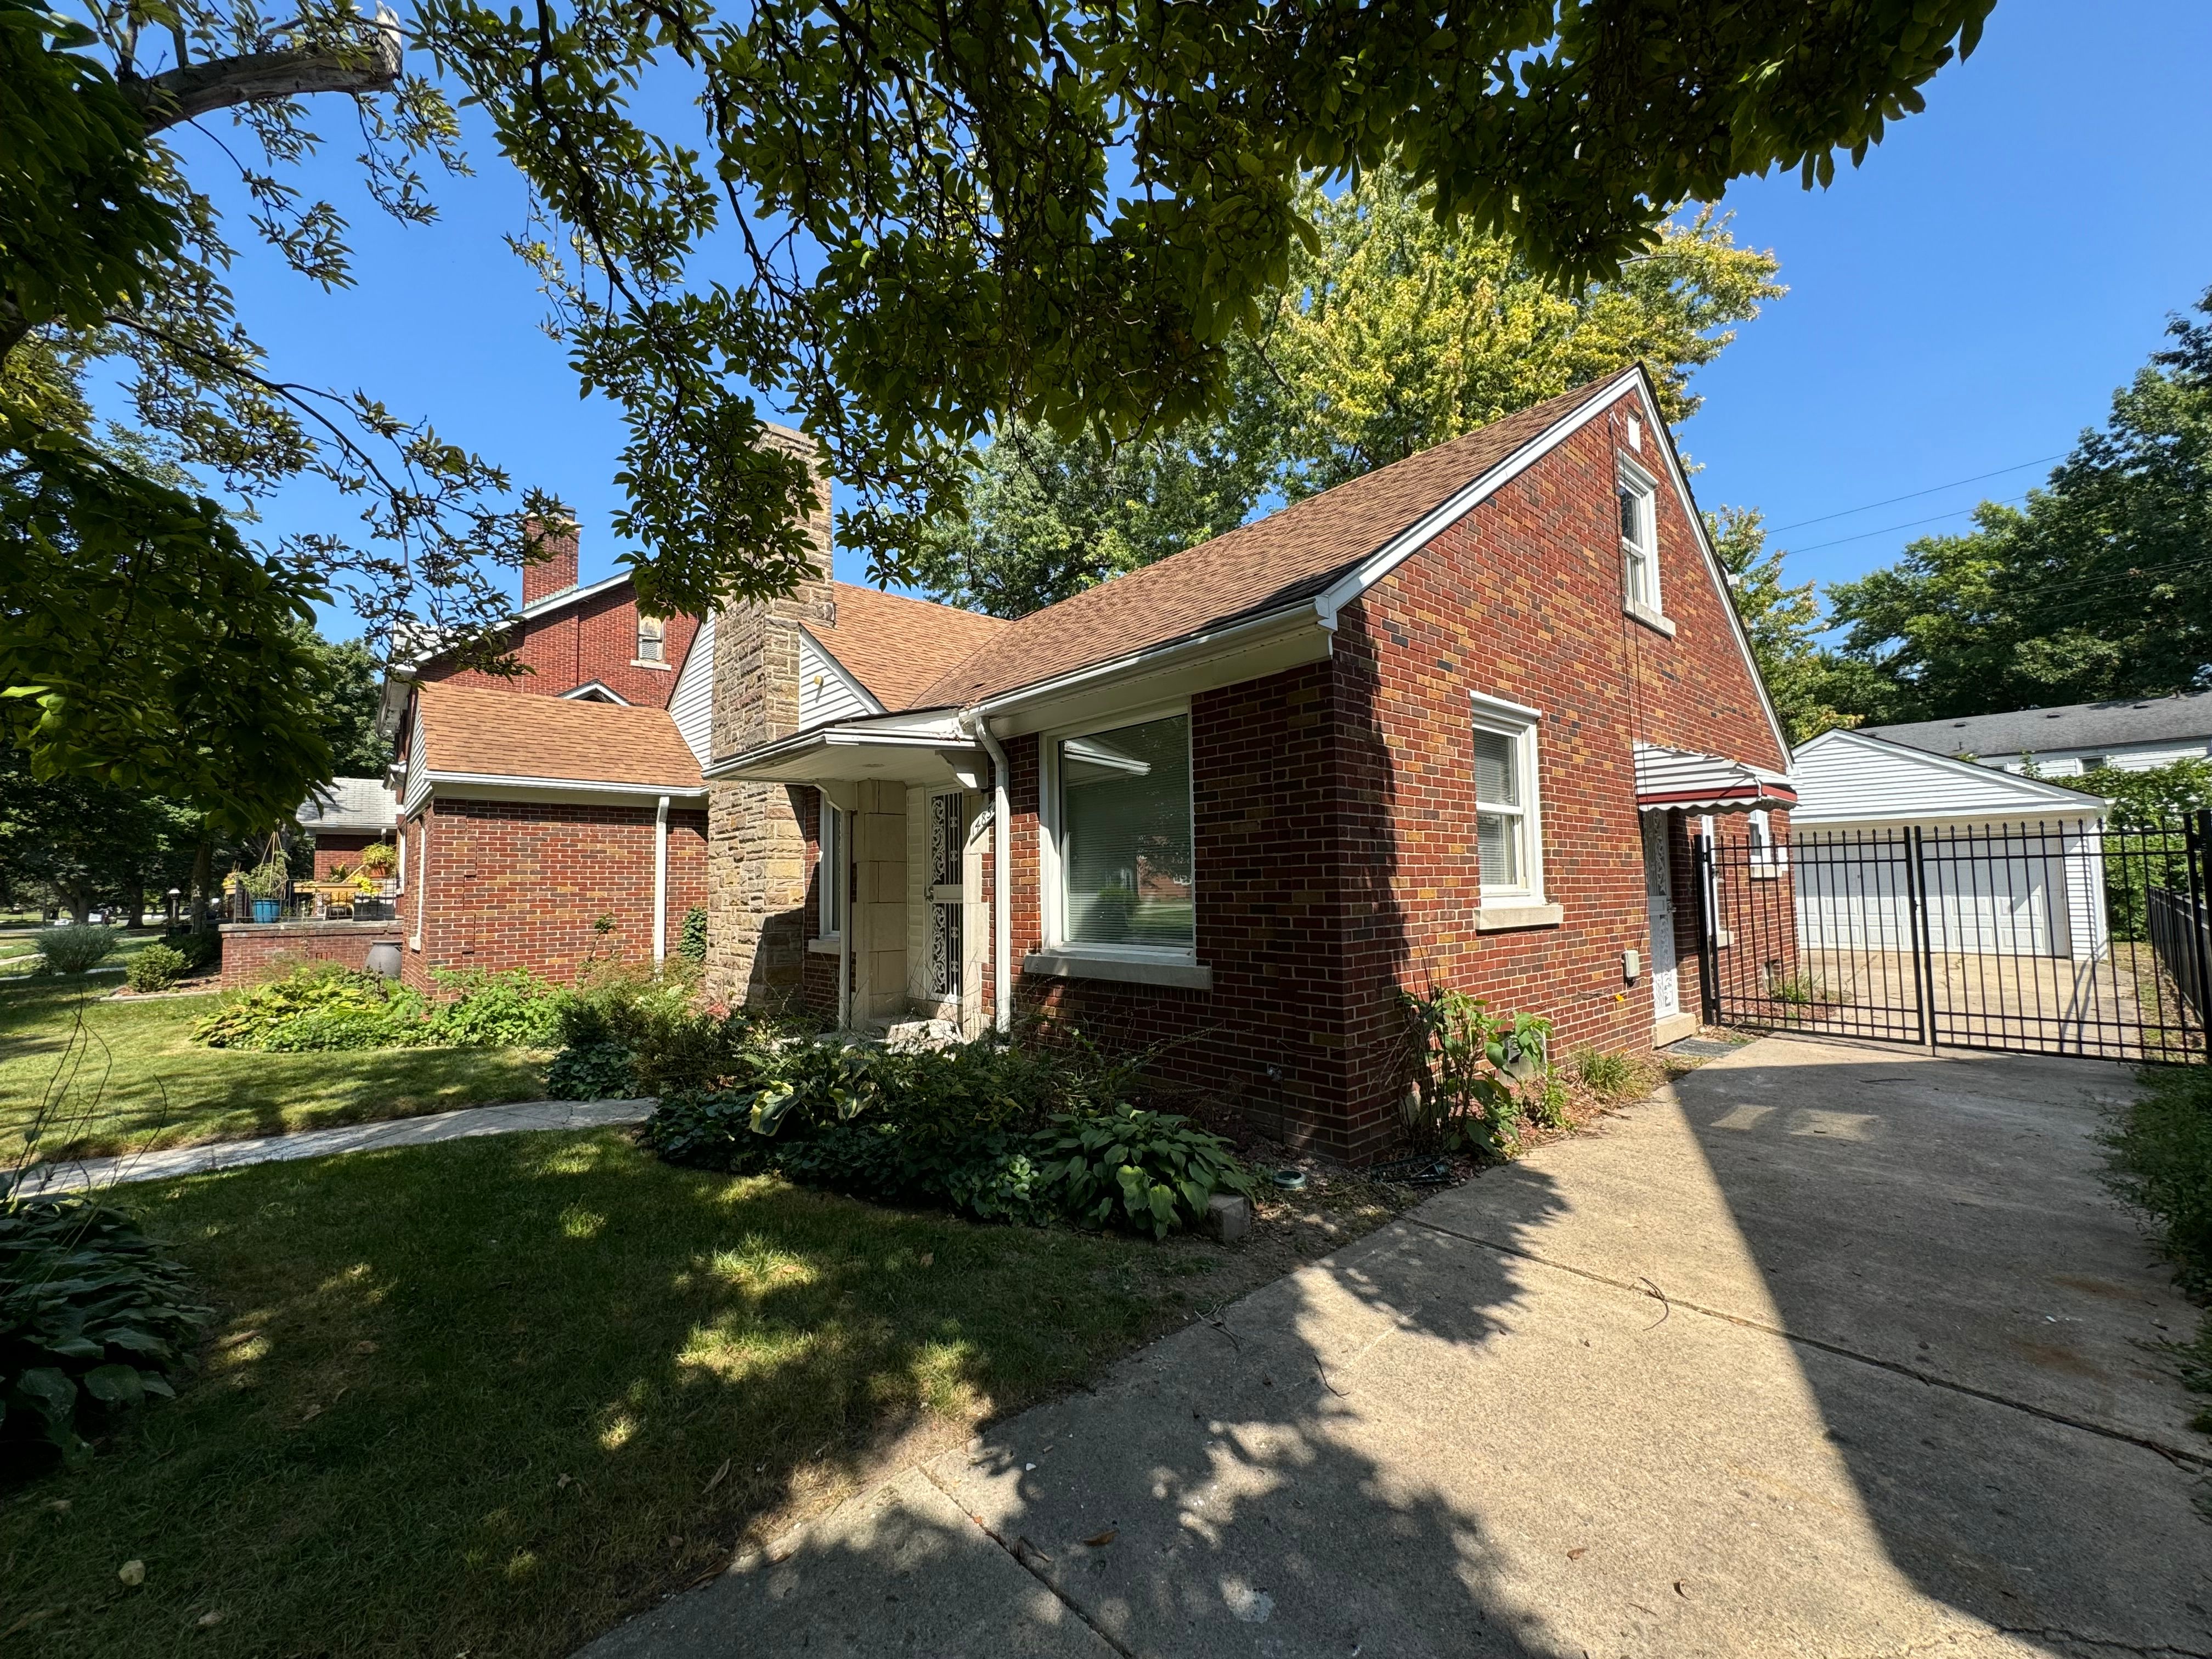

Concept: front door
[[927, 792, 965, 1003], [1641, 811, 1680, 1020]]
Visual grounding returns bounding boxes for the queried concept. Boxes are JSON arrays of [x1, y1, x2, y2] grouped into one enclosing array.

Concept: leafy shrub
[[422, 968, 567, 1047], [679, 905, 708, 961], [123, 943, 189, 993], [161, 929, 221, 975], [192, 965, 425, 1051], [1399, 988, 1553, 1161], [545, 1041, 639, 1101], [2, 1198, 212, 1465], [944, 1137, 1059, 1226], [38, 925, 117, 976], [1031, 1107, 1255, 1239], [2106, 1064, 2212, 1299]]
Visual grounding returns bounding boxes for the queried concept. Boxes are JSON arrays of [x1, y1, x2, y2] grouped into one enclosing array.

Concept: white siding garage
[[1789, 730, 2112, 962]]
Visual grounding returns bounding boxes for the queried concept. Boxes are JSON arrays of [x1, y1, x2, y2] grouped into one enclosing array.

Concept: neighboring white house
[[1788, 729, 2111, 962], [1858, 687, 2212, 778]]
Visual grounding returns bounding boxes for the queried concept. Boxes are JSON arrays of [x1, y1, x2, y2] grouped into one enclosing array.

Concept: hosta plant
[[1032, 1107, 1255, 1240], [1, 1198, 212, 1465]]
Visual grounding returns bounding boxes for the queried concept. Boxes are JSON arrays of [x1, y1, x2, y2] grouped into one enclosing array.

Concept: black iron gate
[[1693, 811, 2211, 1064]]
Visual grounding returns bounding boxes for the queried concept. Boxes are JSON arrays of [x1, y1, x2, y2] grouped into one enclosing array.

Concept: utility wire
[[1768, 454, 2067, 534], [1791, 493, 2033, 555]]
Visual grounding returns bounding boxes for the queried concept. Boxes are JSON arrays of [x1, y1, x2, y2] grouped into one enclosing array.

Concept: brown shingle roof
[[415, 681, 704, 789], [907, 375, 1628, 710], [809, 582, 1012, 710]]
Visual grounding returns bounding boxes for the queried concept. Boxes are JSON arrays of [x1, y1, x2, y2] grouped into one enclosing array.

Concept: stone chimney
[[704, 427, 838, 1007], [520, 515, 580, 607]]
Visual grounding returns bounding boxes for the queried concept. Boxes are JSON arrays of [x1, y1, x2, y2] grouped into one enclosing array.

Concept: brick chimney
[[520, 515, 580, 607]]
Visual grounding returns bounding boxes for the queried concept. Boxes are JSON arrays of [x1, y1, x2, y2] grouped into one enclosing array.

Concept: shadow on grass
[[0, 1128, 1266, 1657]]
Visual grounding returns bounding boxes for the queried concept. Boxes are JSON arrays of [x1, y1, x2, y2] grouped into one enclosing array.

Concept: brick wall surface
[[419, 583, 699, 709], [309, 833, 380, 881], [400, 797, 709, 990], [219, 921, 403, 988]]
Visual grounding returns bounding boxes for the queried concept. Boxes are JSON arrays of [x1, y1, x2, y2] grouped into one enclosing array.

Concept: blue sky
[[163, 0, 2212, 632]]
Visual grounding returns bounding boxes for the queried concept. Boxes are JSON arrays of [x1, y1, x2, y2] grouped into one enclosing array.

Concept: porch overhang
[[1634, 742, 1797, 814], [703, 709, 980, 789]]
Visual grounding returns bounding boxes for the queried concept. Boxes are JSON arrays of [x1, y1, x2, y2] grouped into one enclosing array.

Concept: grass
[[1, 979, 547, 1165], [0, 1128, 1262, 1656], [2103, 1061, 2212, 1434]]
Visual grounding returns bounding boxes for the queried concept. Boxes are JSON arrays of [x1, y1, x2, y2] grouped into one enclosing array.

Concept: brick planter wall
[[219, 920, 404, 988]]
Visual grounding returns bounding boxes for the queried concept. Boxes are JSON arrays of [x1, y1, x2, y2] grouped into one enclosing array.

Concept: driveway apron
[[586, 1035, 2210, 1659]]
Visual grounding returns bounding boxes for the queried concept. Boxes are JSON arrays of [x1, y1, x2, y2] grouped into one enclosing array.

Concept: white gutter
[[652, 794, 669, 964], [968, 714, 1013, 1034], [421, 770, 707, 800]]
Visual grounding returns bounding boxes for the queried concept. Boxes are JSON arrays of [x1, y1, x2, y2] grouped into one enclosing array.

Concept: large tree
[[1825, 290, 2212, 723], [7, 0, 1994, 654], [910, 172, 1779, 618]]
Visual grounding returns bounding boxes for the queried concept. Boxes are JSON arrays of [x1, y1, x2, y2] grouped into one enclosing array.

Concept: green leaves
[[1031, 1105, 1254, 1240], [1400, 989, 1554, 1163], [1, 1195, 212, 1464]]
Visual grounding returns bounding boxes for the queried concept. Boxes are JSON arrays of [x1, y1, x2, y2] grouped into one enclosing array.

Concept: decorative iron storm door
[[927, 792, 966, 1002]]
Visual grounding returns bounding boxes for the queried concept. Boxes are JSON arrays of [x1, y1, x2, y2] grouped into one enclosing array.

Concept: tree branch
[[124, 12, 404, 137]]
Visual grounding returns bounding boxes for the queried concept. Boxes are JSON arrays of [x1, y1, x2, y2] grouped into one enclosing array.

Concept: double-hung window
[[817, 798, 844, 936], [1470, 693, 1544, 906], [1617, 464, 1661, 616], [1047, 709, 1194, 958]]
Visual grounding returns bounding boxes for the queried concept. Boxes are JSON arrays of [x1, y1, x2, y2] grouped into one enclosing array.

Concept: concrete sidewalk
[[586, 1037, 2210, 1659], [12, 1097, 654, 1196]]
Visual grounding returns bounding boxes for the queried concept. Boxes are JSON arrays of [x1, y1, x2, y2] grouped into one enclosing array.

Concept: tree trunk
[[190, 827, 215, 933]]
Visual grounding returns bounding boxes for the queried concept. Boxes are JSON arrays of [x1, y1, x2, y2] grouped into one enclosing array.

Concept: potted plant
[[240, 861, 289, 923], [358, 841, 397, 878]]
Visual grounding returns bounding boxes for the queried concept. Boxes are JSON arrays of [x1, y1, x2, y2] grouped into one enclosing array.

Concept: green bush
[[545, 1041, 639, 1101], [422, 968, 567, 1048], [123, 943, 189, 993], [1031, 1107, 1254, 1239], [37, 925, 118, 976], [2107, 1064, 2212, 1299], [679, 905, 708, 962], [161, 929, 221, 975], [192, 965, 425, 1051], [1, 1198, 212, 1466], [1398, 989, 1554, 1160], [639, 1030, 1251, 1235]]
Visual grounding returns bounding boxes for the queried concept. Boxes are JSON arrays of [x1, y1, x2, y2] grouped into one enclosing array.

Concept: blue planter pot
[[251, 899, 281, 923]]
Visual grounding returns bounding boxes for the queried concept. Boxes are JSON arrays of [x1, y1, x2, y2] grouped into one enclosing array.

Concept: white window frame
[[635, 613, 667, 664], [1617, 458, 1663, 620], [1747, 808, 1787, 877], [816, 797, 844, 938], [1469, 691, 1545, 907], [1038, 699, 1198, 966]]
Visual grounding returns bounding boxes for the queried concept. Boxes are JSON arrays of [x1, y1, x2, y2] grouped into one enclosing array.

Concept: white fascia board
[[701, 709, 973, 781], [558, 680, 631, 704], [1801, 728, 2112, 810], [974, 600, 1333, 737], [423, 770, 706, 804], [797, 626, 889, 716], [516, 570, 632, 621]]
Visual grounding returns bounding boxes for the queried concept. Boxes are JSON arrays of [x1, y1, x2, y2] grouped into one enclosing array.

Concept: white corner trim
[[1022, 950, 1214, 992]]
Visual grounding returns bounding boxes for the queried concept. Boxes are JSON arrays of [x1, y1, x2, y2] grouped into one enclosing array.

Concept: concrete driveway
[[586, 1036, 2211, 1658]]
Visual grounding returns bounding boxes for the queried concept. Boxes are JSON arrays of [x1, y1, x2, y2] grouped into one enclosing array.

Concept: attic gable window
[[636, 614, 667, 663], [1617, 462, 1662, 618]]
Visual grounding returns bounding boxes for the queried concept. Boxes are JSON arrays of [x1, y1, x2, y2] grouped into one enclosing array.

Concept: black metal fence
[[1694, 811, 2211, 1065]]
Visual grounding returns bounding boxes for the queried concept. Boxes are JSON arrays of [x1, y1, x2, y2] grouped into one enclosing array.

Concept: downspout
[[970, 714, 1013, 1034], [410, 809, 430, 952], [652, 794, 669, 965]]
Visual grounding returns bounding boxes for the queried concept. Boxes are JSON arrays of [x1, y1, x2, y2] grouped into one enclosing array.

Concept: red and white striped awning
[[1634, 742, 1797, 814]]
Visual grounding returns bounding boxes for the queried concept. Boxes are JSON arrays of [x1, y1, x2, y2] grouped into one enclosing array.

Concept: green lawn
[[1, 980, 548, 1164], [0, 1129, 1259, 1657]]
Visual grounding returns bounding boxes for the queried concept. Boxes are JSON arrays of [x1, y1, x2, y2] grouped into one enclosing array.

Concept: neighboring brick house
[[708, 368, 1796, 1161]]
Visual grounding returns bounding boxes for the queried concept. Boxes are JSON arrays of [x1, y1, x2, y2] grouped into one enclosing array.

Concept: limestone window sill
[[1023, 949, 1213, 991], [1623, 602, 1677, 639], [1474, 902, 1564, 932], [806, 934, 844, 955], [630, 658, 674, 670]]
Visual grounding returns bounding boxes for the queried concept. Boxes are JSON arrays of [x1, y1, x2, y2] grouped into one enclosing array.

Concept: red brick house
[[707, 369, 1795, 1160]]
